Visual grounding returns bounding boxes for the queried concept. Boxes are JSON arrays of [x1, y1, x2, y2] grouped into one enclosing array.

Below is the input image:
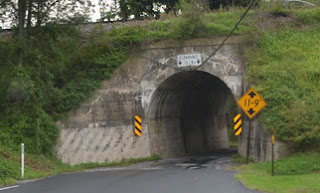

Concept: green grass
[[296, 7, 320, 24], [0, 146, 160, 186], [232, 154, 255, 164], [237, 9, 320, 192], [146, 9, 253, 40], [247, 10, 320, 150], [235, 153, 320, 193], [203, 9, 253, 35], [106, 8, 253, 43], [232, 154, 247, 164], [229, 141, 239, 148], [250, 152, 320, 175]]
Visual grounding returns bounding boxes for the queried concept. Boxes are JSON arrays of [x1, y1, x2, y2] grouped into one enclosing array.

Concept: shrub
[[297, 7, 320, 24]]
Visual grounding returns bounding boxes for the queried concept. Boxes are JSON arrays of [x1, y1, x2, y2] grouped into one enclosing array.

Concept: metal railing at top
[[283, 0, 316, 6]]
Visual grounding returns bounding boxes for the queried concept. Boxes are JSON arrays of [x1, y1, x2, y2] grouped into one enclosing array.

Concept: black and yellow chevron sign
[[234, 114, 243, 136], [134, 115, 142, 136]]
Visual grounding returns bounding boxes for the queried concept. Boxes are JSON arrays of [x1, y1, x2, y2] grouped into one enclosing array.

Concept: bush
[[0, 25, 128, 154], [170, 0, 206, 39], [0, 149, 20, 184], [297, 7, 320, 24]]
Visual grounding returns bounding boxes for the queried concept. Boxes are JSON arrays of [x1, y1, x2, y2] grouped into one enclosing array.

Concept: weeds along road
[[2, 151, 259, 193]]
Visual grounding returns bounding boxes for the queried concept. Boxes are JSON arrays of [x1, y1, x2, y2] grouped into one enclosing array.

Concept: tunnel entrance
[[147, 71, 237, 157]]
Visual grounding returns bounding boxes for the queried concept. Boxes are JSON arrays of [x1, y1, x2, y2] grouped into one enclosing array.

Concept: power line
[[93, 0, 256, 72], [194, 0, 256, 71]]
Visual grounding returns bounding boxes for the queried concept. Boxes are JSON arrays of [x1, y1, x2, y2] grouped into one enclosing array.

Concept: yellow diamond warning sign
[[238, 88, 266, 119]]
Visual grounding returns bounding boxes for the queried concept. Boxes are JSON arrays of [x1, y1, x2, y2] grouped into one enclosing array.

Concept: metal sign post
[[237, 88, 267, 163], [246, 120, 252, 163], [272, 134, 275, 176], [21, 143, 24, 180]]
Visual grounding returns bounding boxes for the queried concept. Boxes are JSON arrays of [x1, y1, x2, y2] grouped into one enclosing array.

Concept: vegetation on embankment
[[1, 1, 320, 187], [235, 152, 320, 193], [246, 7, 320, 150], [0, 9, 251, 155], [235, 7, 320, 192], [0, 145, 160, 186], [0, 8, 251, 185]]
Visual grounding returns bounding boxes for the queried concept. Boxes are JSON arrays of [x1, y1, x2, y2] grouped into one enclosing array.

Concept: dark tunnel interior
[[147, 71, 237, 157]]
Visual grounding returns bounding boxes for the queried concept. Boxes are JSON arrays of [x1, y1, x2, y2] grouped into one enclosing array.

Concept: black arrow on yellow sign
[[248, 91, 256, 98], [248, 108, 255, 115]]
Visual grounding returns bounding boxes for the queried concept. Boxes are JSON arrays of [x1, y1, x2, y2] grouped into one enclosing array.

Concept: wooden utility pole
[[27, 0, 33, 30], [246, 119, 252, 163], [271, 134, 275, 176]]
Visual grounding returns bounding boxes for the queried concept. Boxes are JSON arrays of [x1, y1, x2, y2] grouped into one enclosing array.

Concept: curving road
[[1, 151, 260, 193]]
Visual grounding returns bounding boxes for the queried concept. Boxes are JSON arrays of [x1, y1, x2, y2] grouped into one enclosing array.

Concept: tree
[[207, 0, 248, 10], [31, 0, 94, 26], [128, 0, 155, 20], [18, 0, 27, 36], [27, 0, 33, 29], [157, 0, 180, 15], [0, 0, 94, 30], [118, 0, 130, 21], [109, 0, 180, 21], [0, 0, 94, 69]]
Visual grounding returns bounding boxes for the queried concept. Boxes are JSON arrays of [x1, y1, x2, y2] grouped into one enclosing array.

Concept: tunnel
[[147, 71, 237, 157]]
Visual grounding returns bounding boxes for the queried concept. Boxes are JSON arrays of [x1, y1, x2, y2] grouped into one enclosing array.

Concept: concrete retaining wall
[[238, 116, 295, 161], [55, 36, 293, 165]]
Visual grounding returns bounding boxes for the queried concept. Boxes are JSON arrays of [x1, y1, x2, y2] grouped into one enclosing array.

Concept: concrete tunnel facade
[[55, 36, 291, 165]]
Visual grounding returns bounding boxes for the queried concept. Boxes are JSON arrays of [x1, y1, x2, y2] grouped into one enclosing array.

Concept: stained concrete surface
[[55, 36, 293, 165], [56, 37, 246, 165], [148, 71, 237, 157]]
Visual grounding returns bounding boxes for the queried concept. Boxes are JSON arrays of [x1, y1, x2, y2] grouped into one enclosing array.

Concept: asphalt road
[[1, 151, 260, 193]]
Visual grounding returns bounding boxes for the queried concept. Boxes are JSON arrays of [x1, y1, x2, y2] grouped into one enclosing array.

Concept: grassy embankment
[[247, 8, 320, 150], [235, 153, 320, 193], [0, 9, 251, 186], [0, 146, 160, 185], [235, 7, 320, 193]]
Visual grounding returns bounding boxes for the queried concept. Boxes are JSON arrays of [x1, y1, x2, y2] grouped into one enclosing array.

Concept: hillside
[[0, 9, 251, 185], [0, 5, 320, 186], [247, 8, 320, 150]]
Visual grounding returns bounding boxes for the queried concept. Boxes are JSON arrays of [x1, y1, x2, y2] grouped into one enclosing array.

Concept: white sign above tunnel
[[177, 54, 202, 67]]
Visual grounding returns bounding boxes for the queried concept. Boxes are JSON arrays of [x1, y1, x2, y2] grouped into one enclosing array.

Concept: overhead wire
[[194, 0, 257, 71], [90, 0, 256, 73]]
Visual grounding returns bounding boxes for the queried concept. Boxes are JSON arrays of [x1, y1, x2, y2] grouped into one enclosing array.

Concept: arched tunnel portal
[[55, 37, 293, 165], [147, 71, 237, 157]]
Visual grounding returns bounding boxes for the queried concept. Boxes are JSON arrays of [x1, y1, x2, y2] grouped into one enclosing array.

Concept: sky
[[91, 0, 112, 22], [92, 0, 102, 22]]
